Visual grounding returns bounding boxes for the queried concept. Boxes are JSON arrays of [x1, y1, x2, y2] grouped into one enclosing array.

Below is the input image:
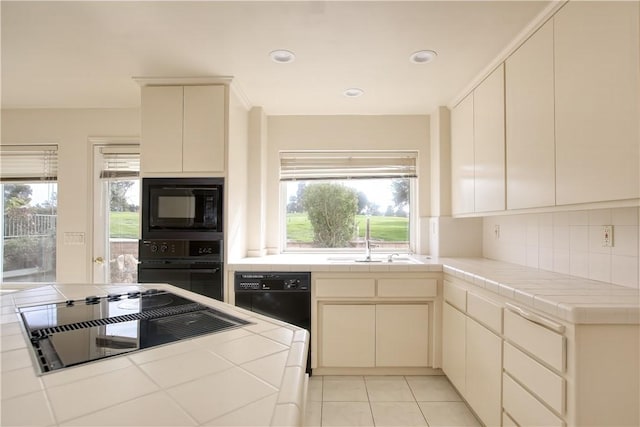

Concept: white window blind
[[99, 145, 140, 179], [0, 145, 58, 182], [280, 150, 418, 181]]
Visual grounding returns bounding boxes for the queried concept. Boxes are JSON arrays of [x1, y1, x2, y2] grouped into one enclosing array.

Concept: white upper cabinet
[[474, 64, 505, 213], [141, 85, 226, 175], [505, 20, 555, 209], [451, 65, 506, 215], [451, 1, 639, 214], [554, 1, 639, 205], [451, 93, 475, 215], [141, 86, 184, 174], [183, 85, 226, 173]]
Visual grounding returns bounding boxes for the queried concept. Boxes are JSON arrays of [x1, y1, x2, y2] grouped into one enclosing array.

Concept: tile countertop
[[228, 255, 639, 325], [0, 283, 309, 427], [227, 253, 443, 273], [440, 257, 639, 325]]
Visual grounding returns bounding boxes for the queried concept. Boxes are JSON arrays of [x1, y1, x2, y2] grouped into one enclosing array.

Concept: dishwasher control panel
[[234, 272, 311, 292]]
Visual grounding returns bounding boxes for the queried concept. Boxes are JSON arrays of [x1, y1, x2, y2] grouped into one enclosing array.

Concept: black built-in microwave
[[141, 177, 223, 240]]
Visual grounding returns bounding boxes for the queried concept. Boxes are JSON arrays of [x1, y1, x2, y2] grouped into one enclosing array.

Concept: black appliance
[[142, 177, 223, 240], [18, 289, 250, 373], [138, 240, 223, 301], [234, 271, 311, 372]]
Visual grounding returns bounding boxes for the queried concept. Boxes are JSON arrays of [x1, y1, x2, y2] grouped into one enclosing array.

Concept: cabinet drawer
[[466, 292, 502, 334], [315, 279, 375, 298], [377, 279, 437, 298], [503, 373, 565, 427], [504, 342, 565, 414], [504, 308, 565, 372], [502, 411, 518, 427], [443, 281, 467, 311]]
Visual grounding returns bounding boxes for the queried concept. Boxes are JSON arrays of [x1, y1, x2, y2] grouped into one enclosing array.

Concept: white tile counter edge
[[228, 255, 639, 324], [0, 283, 310, 427]]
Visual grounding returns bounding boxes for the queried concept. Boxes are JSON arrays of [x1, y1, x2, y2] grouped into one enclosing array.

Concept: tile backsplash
[[483, 207, 640, 289]]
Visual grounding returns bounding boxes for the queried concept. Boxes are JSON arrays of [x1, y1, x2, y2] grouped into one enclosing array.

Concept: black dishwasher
[[234, 271, 311, 372]]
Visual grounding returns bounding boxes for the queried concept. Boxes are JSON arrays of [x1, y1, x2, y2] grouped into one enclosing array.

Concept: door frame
[[89, 137, 139, 283]]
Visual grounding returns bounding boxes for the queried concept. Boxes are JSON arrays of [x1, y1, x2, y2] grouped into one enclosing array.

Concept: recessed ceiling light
[[344, 88, 364, 98], [410, 50, 437, 64], [270, 49, 296, 63]]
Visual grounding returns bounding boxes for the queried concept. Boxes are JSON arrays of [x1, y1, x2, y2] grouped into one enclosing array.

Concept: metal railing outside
[[4, 214, 57, 238]]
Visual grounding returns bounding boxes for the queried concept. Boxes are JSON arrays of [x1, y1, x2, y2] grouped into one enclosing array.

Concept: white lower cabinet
[[445, 275, 639, 427], [320, 303, 430, 368], [503, 341, 565, 415], [376, 304, 429, 367], [314, 273, 439, 372], [443, 281, 503, 427], [320, 304, 375, 367], [503, 373, 564, 427], [465, 317, 502, 427], [442, 302, 466, 394]]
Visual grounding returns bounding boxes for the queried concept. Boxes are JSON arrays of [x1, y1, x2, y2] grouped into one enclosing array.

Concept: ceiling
[[1, 1, 551, 115]]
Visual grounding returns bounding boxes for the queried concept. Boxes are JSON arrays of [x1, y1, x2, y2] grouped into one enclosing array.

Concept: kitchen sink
[[326, 256, 420, 264]]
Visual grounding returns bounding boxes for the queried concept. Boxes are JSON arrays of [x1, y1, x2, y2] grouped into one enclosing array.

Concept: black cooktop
[[18, 289, 250, 373]]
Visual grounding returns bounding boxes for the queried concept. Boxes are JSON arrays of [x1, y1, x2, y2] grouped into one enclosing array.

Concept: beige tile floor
[[305, 375, 481, 427]]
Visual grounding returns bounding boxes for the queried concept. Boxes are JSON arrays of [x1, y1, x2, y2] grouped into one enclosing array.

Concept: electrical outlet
[[602, 225, 613, 247], [494, 225, 500, 240]]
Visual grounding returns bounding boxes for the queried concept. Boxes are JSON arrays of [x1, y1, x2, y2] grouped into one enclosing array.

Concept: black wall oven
[[137, 240, 223, 301], [142, 177, 223, 240]]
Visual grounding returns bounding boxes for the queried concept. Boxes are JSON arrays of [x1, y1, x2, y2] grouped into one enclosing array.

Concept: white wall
[[483, 207, 640, 289], [245, 107, 268, 257], [1, 108, 140, 283], [265, 115, 430, 254], [225, 89, 250, 263]]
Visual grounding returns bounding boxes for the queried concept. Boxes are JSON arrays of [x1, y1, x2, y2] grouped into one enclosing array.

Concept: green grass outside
[[109, 210, 407, 242], [109, 211, 139, 239], [286, 213, 408, 243]]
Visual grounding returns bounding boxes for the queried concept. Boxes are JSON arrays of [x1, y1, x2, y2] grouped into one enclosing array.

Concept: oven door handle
[[138, 265, 221, 274]]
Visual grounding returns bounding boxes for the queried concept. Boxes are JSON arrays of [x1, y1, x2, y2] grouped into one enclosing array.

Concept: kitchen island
[[0, 283, 309, 427]]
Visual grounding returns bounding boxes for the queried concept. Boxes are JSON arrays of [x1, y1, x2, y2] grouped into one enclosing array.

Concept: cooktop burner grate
[[150, 311, 247, 339], [27, 302, 210, 339]]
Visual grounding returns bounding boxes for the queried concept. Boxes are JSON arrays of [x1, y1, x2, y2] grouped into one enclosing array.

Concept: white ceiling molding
[[132, 76, 235, 87]]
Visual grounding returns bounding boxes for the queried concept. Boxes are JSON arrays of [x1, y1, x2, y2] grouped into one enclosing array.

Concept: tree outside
[[302, 183, 358, 248], [2, 183, 57, 282]]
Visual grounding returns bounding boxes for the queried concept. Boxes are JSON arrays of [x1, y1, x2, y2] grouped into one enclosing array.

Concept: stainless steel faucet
[[364, 217, 372, 261]]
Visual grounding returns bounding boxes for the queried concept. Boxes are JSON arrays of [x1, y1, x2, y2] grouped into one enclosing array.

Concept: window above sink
[[279, 150, 418, 255]]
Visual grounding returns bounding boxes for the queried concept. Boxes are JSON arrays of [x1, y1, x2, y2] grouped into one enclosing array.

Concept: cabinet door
[[442, 302, 466, 393], [505, 20, 555, 209], [320, 304, 375, 367], [141, 86, 183, 173], [451, 93, 475, 215], [376, 305, 429, 367], [466, 317, 502, 427], [474, 64, 505, 213], [554, 1, 640, 204], [183, 85, 226, 173]]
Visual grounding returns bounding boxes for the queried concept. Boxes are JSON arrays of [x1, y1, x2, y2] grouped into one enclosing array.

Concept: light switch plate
[[64, 232, 85, 245]]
